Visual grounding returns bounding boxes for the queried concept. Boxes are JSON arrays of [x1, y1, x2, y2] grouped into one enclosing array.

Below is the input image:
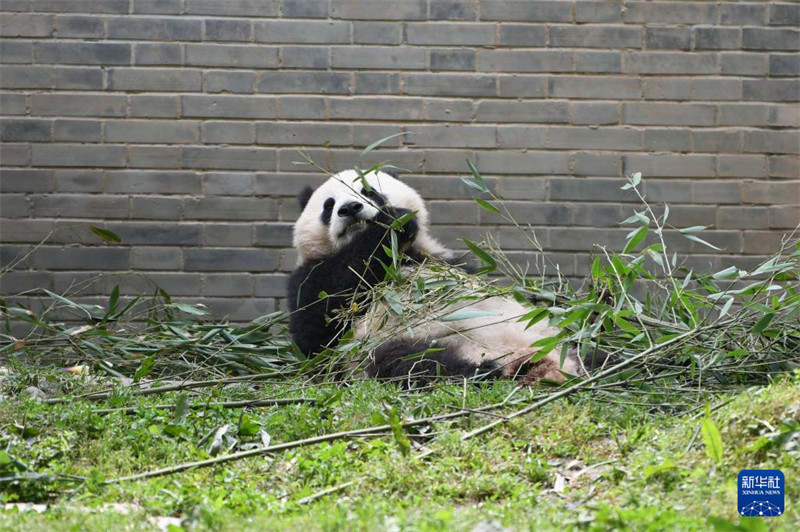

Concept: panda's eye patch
[[360, 188, 385, 206], [321, 197, 335, 225]]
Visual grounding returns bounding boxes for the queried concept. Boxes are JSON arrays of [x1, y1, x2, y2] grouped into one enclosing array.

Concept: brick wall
[[1, 0, 798, 321]]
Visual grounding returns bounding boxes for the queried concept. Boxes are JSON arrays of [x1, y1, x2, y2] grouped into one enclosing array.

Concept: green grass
[[1, 370, 798, 531]]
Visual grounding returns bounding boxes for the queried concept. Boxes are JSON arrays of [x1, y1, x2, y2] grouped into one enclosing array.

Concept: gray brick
[[693, 79, 740, 101], [128, 146, 180, 169], [206, 71, 256, 94], [32, 0, 129, 13], [769, 156, 799, 178], [109, 68, 202, 92], [743, 28, 800, 51], [332, 46, 425, 70], [254, 274, 288, 297], [132, 248, 184, 270], [497, 75, 546, 97], [0, 0, 33, 12], [184, 196, 277, 221], [203, 173, 254, 196], [625, 2, 717, 24], [550, 178, 635, 202], [205, 19, 252, 42], [32, 194, 128, 218], [430, 200, 479, 225], [353, 124, 404, 148], [769, 104, 800, 128], [0, 119, 51, 142], [184, 248, 279, 272], [406, 125, 495, 148], [475, 101, 569, 124], [744, 131, 800, 155], [36, 42, 131, 65], [134, 43, 181, 66], [181, 146, 277, 171], [405, 74, 495, 97], [575, 51, 622, 73], [182, 95, 277, 118], [55, 15, 104, 38], [354, 72, 401, 94], [481, 1, 573, 22], [254, 20, 349, 44], [0, 219, 52, 243], [282, 46, 328, 69], [692, 181, 742, 204], [717, 155, 767, 178], [719, 207, 770, 230], [202, 121, 254, 144], [0, 144, 29, 166], [480, 50, 573, 73], [257, 122, 351, 146], [693, 27, 740, 50], [185, 0, 280, 17], [771, 3, 800, 26], [109, 17, 201, 41], [625, 52, 717, 75], [283, 0, 329, 18], [0, 170, 54, 193], [770, 54, 800, 76], [54, 67, 103, 89], [498, 126, 547, 149], [622, 153, 716, 178], [277, 96, 325, 119], [203, 274, 252, 297], [0, 94, 27, 115], [106, 120, 199, 144], [55, 170, 103, 193], [30, 247, 129, 271], [331, 0, 425, 20], [719, 104, 769, 126], [693, 130, 740, 153], [204, 223, 252, 246], [721, 3, 767, 25], [743, 79, 800, 101], [406, 22, 494, 46], [770, 206, 800, 229], [643, 179, 692, 203], [497, 24, 547, 47], [0, 41, 33, 63], [430, 49, 475, 71], [107, 171, 201, 194], [549, 76, 640, 99], [0, 194, 29, 218], [329, 97, 423, 121], [424, 99, 473, 122], [33, 144, 127, 167], [550, 127, 641, 151], [622, 103, 715, 126], [721, 53, 767, 76], [430, 0, 476, 20], [130, 95, 179, 118], [0, 66, 53, 88], [106, 222, 202, 246], [257, 72, 350, 94], [130, 196, 183, 219], [186, 44, 279, 68], [576, 1, 622, 23], [133, 0, 184, 14], [742, 181, 800, 205], [53, 119, 100, 142], [254, 222, 293, 246], [550, 25, 641, 49], [353, 22, 401, 45], [570, 102, 618, 125], [646, 27, 690, 50], [476, 151, 570, 175], [0, 14, 53, 37], [644, 129, 691, 152]]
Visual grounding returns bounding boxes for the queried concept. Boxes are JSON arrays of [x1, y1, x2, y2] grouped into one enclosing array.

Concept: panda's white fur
[[288, 169, 581, 383]]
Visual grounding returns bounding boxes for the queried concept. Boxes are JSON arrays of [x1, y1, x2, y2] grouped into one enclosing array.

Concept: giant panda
[[287, 169, 584, 384]]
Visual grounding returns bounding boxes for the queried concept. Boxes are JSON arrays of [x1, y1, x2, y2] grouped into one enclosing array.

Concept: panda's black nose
[[338, 201, 363, 218]]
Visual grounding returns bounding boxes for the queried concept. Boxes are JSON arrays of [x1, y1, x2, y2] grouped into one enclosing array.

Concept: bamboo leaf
[[623, 225, 649, 254], [460, 238, 496, 274], [701, 417, 724, 463], [90, 226, 121, 243], [473, 196, 500, 214], [359, 132, 406, 159], [751, 313, 775, 336]]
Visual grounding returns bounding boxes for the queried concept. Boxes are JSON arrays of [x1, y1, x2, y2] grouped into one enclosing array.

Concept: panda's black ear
[[297, 185, 314, 210]]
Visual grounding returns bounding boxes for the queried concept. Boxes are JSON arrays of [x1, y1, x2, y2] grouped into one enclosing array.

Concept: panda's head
[[293, 169, 453, 265]]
